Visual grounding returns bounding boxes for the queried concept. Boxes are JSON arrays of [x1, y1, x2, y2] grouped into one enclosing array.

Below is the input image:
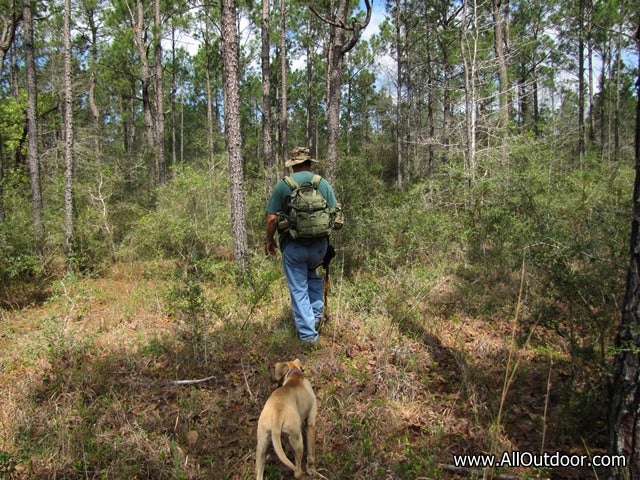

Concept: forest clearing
[[1, 0, 640, 477]]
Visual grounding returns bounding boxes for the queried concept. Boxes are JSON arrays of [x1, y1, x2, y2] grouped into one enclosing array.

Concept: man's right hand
[[266, 239, 277, 256]]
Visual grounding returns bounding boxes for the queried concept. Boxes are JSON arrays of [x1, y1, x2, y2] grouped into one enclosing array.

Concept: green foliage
[[121, 167, 233, 265], [336, 155, 465, 273], [0, 93, 26, 155], [0, 170, 48, 306], [455, 140, 629, 359], [334, 136, 629, 367]]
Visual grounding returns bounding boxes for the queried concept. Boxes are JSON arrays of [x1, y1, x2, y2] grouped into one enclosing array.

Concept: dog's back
[[255, 361, 318, 480]]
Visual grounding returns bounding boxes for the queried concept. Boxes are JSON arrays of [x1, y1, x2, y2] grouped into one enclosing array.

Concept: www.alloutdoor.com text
[[452, 451, 627, 469]]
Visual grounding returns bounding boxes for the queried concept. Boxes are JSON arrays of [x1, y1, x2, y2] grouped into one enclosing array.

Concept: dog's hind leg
[[255, 428, 269, 480], [305, 403, 318, 474], [271, 427, 303, 478], [289, 430, 305, 478]]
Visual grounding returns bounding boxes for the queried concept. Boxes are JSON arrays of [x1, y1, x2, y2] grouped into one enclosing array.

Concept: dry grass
[[0, 261, 609, 479]]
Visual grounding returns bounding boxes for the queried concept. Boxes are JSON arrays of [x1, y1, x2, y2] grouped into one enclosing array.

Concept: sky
[[174, 1, 388, 57], [361, 0, 388, 41]]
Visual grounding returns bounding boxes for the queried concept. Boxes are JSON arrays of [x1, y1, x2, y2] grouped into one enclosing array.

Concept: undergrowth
[[0, 141, 628, 478], [0, 255, 612, 479]]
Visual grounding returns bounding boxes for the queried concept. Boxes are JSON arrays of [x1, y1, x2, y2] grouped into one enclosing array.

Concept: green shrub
[[120, 167, 233, 264]]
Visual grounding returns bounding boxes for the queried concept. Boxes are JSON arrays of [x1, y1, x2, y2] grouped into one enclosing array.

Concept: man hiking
[[265, 147, 342, 345]]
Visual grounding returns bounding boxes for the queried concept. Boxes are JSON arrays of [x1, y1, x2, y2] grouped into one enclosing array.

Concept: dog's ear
[[273, 362, 287, 381], [292, 358, 303, 371]]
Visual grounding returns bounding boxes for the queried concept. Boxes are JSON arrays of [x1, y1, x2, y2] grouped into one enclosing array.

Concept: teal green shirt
[[266, 171, 338, 249], [266, 171, 337, 215]]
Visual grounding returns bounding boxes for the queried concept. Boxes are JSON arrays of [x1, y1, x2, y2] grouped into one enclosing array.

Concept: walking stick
[[318, 245, 335, 334]]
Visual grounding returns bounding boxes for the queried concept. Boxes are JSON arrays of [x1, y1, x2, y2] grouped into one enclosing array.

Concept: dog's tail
[[271, 424, 301, 475]]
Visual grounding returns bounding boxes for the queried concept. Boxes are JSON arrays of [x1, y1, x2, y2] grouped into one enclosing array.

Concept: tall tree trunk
[[63, 0, 75, 270], [221, 0, 248, 276], [86, 5, 102, 163], [0, 0, 20, 73], [608, 23, 640, 479], [614, 21, 623, 161], [461, 0, 478, 184], [586, 0, 596, 146], [203, 29, 215, 169], [305, 15, 316, 148], [261, 0, 274, 195], [394, 0, 404, 189], [279, 0, 288, 161], [491, 0, 510, 128], [154, 0, 166, 185], [311, 0, 371, 182], [442, 46, 452, 161], [0, 0, 20, 222], [131, 0, 156, 186], [170, 24, 177, 172], [24, 0, 44, 242], [577, 0, 586, 160]]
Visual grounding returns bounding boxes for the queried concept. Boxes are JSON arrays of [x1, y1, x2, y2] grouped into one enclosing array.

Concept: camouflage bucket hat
[[285, 147, 319, 168]]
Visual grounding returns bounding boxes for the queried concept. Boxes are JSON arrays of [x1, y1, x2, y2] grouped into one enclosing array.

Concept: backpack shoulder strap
[[311, 174, 322, 187], [283, 176, 299, 190]]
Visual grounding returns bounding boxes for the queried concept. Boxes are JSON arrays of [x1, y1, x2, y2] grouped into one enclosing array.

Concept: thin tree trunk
[[23, 0, 44, 242], [131, 0, 156, 186], [203, 29, 215, 169], [491, 0, 510, 128], [614, 21, 623, 161], [63, 0, 75, 270], [442, 47, 452, 161], [305, 17, 313, 147], [587, 0, 596, 146], [346, 74, 352, 156], [0, 0, 20, 74], [221, 0, 248, 276], [0, 0, 19, 222], [261, 0, 274, 194], [279, 0, 288, 161], [85, 5, 101, 163], [311, 0, 371, 183], [395, 0, 404, 189], [171, 24, 177, 173], [461, 0, 478, 184], [577, 0, 586, 160], [154, 0, 166, 185]]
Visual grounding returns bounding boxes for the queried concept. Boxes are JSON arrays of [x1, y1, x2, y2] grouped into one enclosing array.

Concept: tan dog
[[255, 359, 317, 480]]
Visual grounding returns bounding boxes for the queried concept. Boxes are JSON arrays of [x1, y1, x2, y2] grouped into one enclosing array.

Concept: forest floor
[[0, 260, 611, 479]]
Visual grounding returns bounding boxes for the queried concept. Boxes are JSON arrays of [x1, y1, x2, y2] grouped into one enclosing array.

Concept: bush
[[120, 167, 233, 267]]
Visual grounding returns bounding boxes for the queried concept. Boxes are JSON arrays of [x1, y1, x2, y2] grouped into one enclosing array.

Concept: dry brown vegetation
[[0, 260, 610, 479]]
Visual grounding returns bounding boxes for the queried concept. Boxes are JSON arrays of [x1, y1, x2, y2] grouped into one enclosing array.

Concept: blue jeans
[[282, 237, 328, 343]]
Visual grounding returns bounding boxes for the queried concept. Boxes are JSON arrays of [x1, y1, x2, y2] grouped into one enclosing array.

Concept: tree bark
[[311, 0, 371, 182], [154, 0, 166, 185], [221, 0, 248, 276], [23, 0, 44, 242], [577, 0, 586, 159], [0, 0, 20, 80], [203, 27, 215, 169], [131, 0, 156, 186], [261, 0, 274, 194], [63, 0, 75, 270], [608, 21, 640, 480], [461, 0, 478, 183], [279, 0, 288, 162], [85, 4, 102, 163], [394, 0, 404, 189], [491, 0, 510, 128], [0, 0, 19, 222]]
